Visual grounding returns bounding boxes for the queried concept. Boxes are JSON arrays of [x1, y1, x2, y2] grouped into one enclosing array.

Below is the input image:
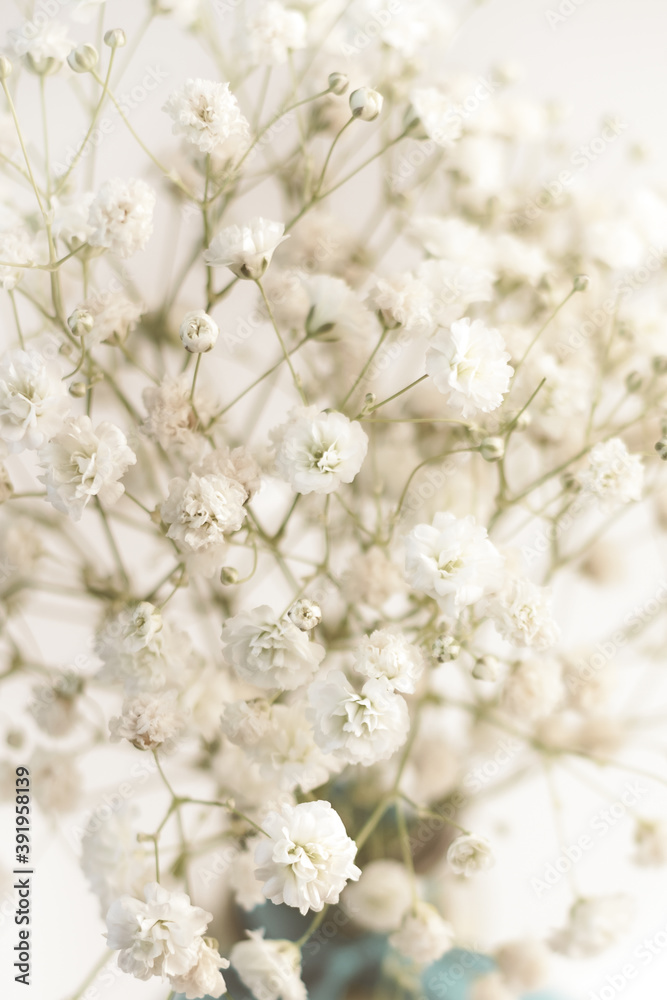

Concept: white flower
[[418, 260, 496, 326], [341, 859, 413, 933], [163, 78, 250, 156], [353, 629, 425, 694], [251, 703, 336, 793], [142, 374, 210, 450], [38, 416, 136, 521], [105, 882, 219, 983], [494, 939, 551, 992], [221, 606, 325, 690], [169, 938, 229, 999], [88, 178, 156, 258], [408, 216, 495, 269], [578, 438, 644, 507], [199, 443, 263, 500], [550, 895, 634, 958], [69, 0, 107, 23], [271, 406, 368, 495], [160, 471, 248, 575], [29, 747, 80, 813], [634, 819, 667, 866], [370, 273, 435, 336], [109, 689, 185, 750], [81, 802, 153, 916], [447, 834, 495, 876], [255, 800, 361, 914], [231, 930, 306, 1000], [343, 547, 404, 608], [0, 349, 69, 452], [426, 318, 513, 417], [404, 512, 504, 616], [29, 672, 80, 737], [179, 309, 219, 353], [302, 274, 378, 342], [244, 2, 307, 65], [95, 607, 193, 695], [9, 20, 73, 65], [230, 840, 267, 911], [288, 598, 322, 631], [204, 217, 289, 279], [308, 670, 410, 765], [83, 294, 144, 347], [221, 699, 272, 747], [51, 192, 95, 244], [0, 230, 37, 290], [408, 88, 462, 146], [389, 901, 454, 966], [350, 87, 384, 122], [487, 576, 560, 650], [501, 658, 564, 721]]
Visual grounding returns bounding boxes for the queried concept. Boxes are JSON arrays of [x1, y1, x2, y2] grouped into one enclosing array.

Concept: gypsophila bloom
[[38, 416, 136, 521], [251, 702, 336, 792], [407, 88, 462, 146], [0, 230, 37, 290], [343, 547, 404, 608], [83, 294, 144, 347], [389, 902, 454, 966], [88, 178, 156, 257], [350, 87, 384, 122], [9, 19, 73, 66], [95, 604, 193, 694], [550, 895, 634, 958], [109, 689, 185, 750], [370, 273, 435, 337], [51, 192, 95, 244], [634, 819, 667, 866], [229, 840, 267, 911], [578, 438, 644, 507], [255, 800, 361, 914], [81, 803, 153, 916], [160, 471, 248, 575], [163, 78, 250, 155], [106, 882, 226, 993], [221, 605, 324, 690], [141, 374, 211, 450], [447, 834, 495, 876], [487, 576, 561, 650], [29, 673, 81, 736], [501, 659, 564, 721], [169, 938, 230, 999], [405, 512, 504, 616], [0, 349, 69, 452], [244, 2, 307, 65], [179, 309, 219, 352], [353, 629, 425, 694], [341, 859, 413, 933], [271, 406, 368, 494], [29, 747, 80, 813], [288, 598, 322, 631], [426, 318, 513, 417], [204, 217, 288, 279], [231, 930, 306, 1000], [221, 698, 272, 747], [308, 670, 410, 765]]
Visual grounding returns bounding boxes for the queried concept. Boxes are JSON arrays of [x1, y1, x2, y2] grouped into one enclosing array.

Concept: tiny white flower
[[251, 702, 337, 793], [404, 512, 504, 616], [81, 802, 153, 916], [163, 78, 250, 156], [341, 859, 413, 933], [109, 689, 185, 751], [487, 575, 560, 650], [550, 895, 634, 958], [244, 2, 307, 66], [353, 629, 425, 694], [0, 349, 69, 452], [204, 217, 289, 279], [501, 658, 564, 721], [255, 800, 361, 914], [408, 87, 462, 146], [271, 405, 368, 495], [179, 309, 219, 353], [83, 294, 144, 347], [578, 438, 644, 507], [426, 317, 513, 417], [389, 901, 454, 966], [169, 938, 230, 999], [38, 416, 136, 521], [231, 929, 306, 1000], [0, 230, 37, 290], [221, 605, 325, 690], [308, 670, 410, 766], [350, 87, 384, 122], [634, 818, 667, 866], [88, 178, 156, 258], [447, 834, 495, 876]]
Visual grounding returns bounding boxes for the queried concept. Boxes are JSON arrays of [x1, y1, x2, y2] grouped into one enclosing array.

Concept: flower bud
[[573, 274, 590, 292], [104, 29, 127, 49], [179, 309, 219, 353], [69, 381, 87, 398], [472, 655, 499, 681], [625, 370, 643, 393], [328, 72, 349, 95], [432, 635, 460, 663], [350, 87, 383, 122], [68, 308, 94, 337], [654, 440, 667, 461], [220, 566, 239, 585], [288, 599, 322, 631], [479, 436, 505, 462], [67, 44, 99, 74], [24, 53, 61, 76], [0, 57, 12, 80]]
